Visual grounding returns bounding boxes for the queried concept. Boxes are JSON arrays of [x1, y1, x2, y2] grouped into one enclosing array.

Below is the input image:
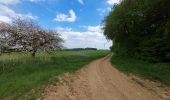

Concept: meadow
[[111, 56, 170, 86], [0, 50, 109, 99]]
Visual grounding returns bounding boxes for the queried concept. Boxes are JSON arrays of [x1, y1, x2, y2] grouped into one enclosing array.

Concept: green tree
[[104, 0, 170, 62]]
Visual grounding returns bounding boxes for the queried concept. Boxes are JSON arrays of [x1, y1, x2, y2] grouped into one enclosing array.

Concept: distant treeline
[[64, 48, 97, 51], [104, 0, 170, 62]]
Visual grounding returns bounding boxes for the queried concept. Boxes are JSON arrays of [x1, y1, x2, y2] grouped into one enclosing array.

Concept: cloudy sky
[[0, 0, 120, 49]]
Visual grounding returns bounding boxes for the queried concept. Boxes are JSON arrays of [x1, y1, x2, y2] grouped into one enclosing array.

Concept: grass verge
[[111, 56, 170, 86], [0, 50, 109, 99]]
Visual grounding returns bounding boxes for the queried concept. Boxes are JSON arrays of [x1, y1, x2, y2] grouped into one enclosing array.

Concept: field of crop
[[0, 50, 109, 99], [111, 56, 170, 86]]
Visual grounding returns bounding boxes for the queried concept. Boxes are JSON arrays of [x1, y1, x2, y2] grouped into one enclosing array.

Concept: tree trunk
[[32, 50, 36, 57], [0, 48, 2, 56]]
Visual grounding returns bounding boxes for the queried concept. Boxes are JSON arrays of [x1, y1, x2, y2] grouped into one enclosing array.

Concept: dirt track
[[43, 55, 161, 100]]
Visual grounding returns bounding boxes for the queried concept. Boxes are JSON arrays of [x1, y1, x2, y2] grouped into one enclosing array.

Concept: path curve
[[43, 55, 161, 100]]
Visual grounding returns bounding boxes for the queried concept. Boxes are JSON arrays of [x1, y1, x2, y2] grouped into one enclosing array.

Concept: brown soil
[[42, 55, 163, 100], [131, 76, 170, 100]]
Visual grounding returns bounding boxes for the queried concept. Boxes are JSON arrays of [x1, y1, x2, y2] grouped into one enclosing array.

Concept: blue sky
[[0, 0, 120, 49]]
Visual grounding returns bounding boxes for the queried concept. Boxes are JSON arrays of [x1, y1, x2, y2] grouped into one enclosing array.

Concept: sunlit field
[[0, 50, 109, 99]]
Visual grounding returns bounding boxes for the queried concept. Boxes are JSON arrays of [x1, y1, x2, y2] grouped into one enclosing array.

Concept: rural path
[[43, 55, 161, 100]]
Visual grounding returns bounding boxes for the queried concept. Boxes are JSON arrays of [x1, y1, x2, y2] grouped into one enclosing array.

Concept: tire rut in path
[[43, 55, 161, 100]]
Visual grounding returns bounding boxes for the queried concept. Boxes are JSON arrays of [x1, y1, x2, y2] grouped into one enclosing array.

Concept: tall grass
[[0, 50, 109, 99], [111, 56, 170, 86]]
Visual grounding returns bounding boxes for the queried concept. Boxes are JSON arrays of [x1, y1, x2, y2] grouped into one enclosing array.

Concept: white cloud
[[0, 4, 16, 17], [54, 9, 77, 22], [78, 0, 84, 5], [56, 25, 112, 49], [29, 0, 45, 2], [81, 25, 103, 33], [106, 0, 120, 5], [97, 8, 107, 16], [0, 4, 38, 23], [107, 7, 112, 11], [0, 15, 11, 23], [56, 27, 72, 32], [0, 0, 20, 5], [19, 13, 38, 20]]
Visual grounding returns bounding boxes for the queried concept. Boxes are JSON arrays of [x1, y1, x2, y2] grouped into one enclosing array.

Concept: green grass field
[[0, 50, 109, 99], [111, 56, 170, 86]]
